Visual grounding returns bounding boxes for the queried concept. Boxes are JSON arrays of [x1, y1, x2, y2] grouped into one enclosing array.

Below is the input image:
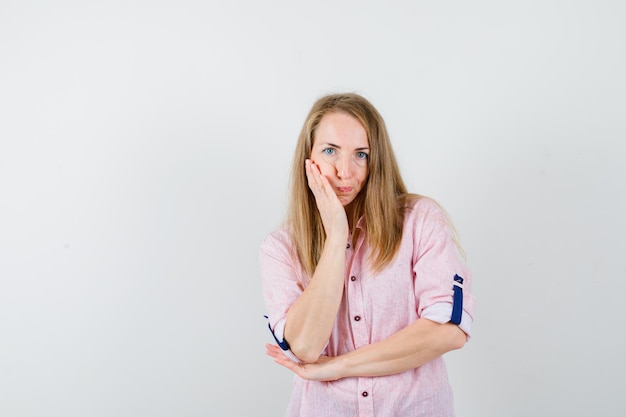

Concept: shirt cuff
[[271, 318, 302, 363], [421, 302, 473, 339]]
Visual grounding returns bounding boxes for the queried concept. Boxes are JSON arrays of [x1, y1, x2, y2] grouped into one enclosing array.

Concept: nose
[[335, 155, 353, 179]]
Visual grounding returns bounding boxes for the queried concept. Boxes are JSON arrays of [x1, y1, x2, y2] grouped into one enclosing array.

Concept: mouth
[[337, 186, 353, 194]]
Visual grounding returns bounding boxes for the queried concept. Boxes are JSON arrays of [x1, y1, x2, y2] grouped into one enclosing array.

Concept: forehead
[[313, 112, 369, 147]]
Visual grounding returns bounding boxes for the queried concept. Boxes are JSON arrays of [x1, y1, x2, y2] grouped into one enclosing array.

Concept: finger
[[265, 344, 283, 359], [274, 356, 304, 375], [266, 344, 303, 372], [305, 159, 323, 190], [307, 160, 336, 198]]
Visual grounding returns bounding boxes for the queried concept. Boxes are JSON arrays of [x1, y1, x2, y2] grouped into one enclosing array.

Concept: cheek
[[357, 168, 369, 185], [311, 158, 335, 176]]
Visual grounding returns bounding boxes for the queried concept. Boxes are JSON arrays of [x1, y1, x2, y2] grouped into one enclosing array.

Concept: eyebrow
[[321, 142, 370, 151]]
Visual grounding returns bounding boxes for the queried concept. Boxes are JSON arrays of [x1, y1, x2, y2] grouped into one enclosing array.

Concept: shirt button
[[350, 276, 356, 282], [354, 315, 361, 321], [362, 391, 369, 397]]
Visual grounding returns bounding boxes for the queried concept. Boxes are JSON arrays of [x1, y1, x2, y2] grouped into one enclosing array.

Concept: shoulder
[[399, 195, 455, 247], [400, 195, 463, 259], [260, 227, 295, 259], [402, 194, 448, 226], [259, 227, 306, 280]]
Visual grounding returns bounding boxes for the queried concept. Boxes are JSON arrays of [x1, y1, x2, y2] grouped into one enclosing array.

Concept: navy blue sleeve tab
[[263, 315, 291, 351], [450, 275, 464, 325]]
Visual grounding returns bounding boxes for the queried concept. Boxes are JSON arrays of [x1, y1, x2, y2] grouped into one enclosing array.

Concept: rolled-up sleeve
[[259, 231, 305, 361], [411, 200, 476, 338]]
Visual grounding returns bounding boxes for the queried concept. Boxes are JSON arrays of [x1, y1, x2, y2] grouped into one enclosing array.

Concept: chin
[[340, 198, 355, 207]]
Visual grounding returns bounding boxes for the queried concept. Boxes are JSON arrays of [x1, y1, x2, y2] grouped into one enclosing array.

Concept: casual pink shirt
[[260, 197, 476, 417]]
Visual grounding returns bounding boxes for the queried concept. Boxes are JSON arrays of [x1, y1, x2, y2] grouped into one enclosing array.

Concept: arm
[[282, 160, 348, 363], [267, 318, 466, 381], [338, 318, 465, 377], [283, 234, 345, 363]]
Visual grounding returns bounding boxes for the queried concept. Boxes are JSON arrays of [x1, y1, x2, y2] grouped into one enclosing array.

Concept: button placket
[[357, 377, 374, 417], [346, 271, 367, 348], [347, 229, 368, 350]]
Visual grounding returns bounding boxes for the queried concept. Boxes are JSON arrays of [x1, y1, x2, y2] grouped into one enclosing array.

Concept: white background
[[1, 1, 625, 416]]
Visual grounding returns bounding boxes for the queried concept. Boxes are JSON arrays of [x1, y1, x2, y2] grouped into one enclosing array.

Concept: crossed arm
[[266, 317, 466, 382]]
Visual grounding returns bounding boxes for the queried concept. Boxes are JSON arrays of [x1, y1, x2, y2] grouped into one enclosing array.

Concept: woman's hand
[[305, 159, 349, 241], [265, 343, 343, 382]]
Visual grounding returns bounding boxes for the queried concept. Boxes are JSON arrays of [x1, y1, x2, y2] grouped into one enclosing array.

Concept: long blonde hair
[[287, 93, 414, 276]]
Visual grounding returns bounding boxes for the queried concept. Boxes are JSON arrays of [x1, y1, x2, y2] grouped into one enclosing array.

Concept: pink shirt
[[260, 197, 476, 417]]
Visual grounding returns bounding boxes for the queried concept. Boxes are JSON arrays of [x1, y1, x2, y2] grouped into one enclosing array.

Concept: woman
[[260, 93, 475, 417]]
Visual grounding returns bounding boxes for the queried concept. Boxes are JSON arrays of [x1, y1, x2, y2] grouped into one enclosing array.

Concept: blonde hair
[[287, 93, 415, 276]]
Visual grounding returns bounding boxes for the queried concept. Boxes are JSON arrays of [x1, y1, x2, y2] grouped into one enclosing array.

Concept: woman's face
[[310, 112, 370, 207]]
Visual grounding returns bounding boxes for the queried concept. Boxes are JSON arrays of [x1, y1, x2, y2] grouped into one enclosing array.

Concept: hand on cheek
[[309, 159, 324, 176], [304, 159, 348, 239]]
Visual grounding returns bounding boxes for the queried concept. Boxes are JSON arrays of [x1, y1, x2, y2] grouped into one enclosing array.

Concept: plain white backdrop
[[1, 1, 625, 416]]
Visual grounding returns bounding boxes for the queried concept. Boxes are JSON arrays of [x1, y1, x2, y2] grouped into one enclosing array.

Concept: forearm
[[336, 319, 466, 378], [284, 236, 346, 362]]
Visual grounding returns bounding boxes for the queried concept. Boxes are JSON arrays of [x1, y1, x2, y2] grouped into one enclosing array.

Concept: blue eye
[[356, 151, 368, 160], [322, 148, 336, 155]]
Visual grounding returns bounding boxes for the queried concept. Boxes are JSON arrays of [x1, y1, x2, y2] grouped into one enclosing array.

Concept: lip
[[337, 186, 353, 193]]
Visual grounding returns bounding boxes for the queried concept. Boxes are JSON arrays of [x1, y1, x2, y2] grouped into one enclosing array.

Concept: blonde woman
[[261, 93, 476, 417]]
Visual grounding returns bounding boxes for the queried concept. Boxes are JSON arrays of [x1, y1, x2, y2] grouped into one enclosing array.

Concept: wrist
[[324, 233, 348, 249], [331, 353, 351, 380]]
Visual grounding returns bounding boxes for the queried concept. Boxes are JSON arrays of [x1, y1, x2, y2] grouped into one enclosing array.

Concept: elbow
[[290, 344, 322, 363], [300, 352, 323, 364], [448, 326, 467, 351], [288, 335, 326, 363], [437, 322, 467, 352], [284, 324, 328, 363], [451, 334, 466, 351]]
